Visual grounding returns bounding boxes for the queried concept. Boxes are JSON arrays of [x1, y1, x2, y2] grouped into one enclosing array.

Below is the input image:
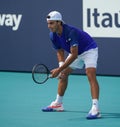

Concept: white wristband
[[59, 61, 64, 67]]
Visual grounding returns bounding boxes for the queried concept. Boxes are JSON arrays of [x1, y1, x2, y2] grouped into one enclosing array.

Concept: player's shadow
[[65, 110, 120, 119], [101, 112, 120, 119]]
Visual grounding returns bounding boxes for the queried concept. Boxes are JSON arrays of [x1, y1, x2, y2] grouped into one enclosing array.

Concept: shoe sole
[[42, 107, 64, 112], [86, 113, 101, 119]]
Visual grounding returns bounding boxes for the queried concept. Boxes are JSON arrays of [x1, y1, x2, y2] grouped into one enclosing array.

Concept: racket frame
[[32, 64, 50, 84]]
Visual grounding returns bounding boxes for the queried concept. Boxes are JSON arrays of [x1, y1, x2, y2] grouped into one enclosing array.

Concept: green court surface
[[0, 72, 120, 127]]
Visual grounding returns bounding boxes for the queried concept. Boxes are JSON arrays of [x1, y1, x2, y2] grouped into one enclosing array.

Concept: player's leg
[[42, 67, 72, 112], [86, 67, 101, 119], [86, 67, 99, 99], [83, 48, 101, 119], [58, 67, 72, 96], [55, 67, 72, 101]]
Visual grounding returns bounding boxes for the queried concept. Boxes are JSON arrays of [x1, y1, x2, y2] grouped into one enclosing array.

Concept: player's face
[[47, 20, 60, 33]]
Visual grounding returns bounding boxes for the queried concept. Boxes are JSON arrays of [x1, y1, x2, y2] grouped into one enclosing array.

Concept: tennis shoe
[[86, 108, 101, 119], [42, 101, 64, 112]]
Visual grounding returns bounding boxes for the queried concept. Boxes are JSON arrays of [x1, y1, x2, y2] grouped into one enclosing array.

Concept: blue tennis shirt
[[49, 24, 97, 55]]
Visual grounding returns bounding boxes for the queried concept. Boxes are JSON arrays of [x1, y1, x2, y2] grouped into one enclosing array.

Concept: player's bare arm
[[51, 46, 78, 77], [57, 49, 65, 62], [59, 45, 78, 71]]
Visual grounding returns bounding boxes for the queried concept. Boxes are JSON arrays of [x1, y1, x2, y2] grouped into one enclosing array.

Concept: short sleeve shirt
[[49, 24, 97, 55]]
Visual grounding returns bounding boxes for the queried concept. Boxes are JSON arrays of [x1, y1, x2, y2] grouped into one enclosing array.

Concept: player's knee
[[86, 68, 95, 77], [59, 73, 69, 81], [86, 69, 90, 76]]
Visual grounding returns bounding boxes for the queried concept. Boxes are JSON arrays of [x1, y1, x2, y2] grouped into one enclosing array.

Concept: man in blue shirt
[[42, 11, 101, 119]]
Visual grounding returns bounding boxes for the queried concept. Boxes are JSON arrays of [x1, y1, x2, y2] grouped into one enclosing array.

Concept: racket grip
[[48, 75, 52, 78]]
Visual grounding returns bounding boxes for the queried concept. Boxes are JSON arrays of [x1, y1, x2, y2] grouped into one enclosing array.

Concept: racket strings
[[33, 65, 49, 83]]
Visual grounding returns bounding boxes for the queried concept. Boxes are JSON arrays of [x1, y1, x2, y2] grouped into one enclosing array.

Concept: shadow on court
[[64, 110, 120, 119], [102, 112, 120, 119]]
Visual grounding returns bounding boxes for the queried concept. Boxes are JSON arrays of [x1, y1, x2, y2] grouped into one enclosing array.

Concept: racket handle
[[49, 74, 62, 79], [48, 75, 52, 78]]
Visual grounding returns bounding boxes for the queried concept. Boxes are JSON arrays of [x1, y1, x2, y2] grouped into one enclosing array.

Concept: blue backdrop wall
[[0, 0, 120, 75]]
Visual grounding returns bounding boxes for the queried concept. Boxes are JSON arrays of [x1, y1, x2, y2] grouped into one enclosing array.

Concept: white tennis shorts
[[67, 48, 98, 69]]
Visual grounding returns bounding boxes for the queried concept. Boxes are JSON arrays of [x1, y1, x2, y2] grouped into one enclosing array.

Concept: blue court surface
[[0, 72, 120, 127]]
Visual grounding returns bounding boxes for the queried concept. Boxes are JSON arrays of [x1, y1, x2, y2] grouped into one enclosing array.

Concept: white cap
[[47, 11, 64, 22]]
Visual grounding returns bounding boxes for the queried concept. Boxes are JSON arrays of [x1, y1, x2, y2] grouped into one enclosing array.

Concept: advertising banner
[[83, 0, 120, 38]]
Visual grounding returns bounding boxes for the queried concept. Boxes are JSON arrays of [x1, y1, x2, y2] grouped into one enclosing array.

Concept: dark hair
[[46, 15, 63, 25], [57, 20, 63, 25], [46, 15, 50, 19]]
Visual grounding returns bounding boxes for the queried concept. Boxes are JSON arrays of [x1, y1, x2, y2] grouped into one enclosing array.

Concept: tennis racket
[[32, 64, 51, 84]]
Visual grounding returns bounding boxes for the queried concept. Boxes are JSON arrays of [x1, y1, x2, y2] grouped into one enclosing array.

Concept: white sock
[[55, 94, 63, 104], [92, 99, 99, 110]]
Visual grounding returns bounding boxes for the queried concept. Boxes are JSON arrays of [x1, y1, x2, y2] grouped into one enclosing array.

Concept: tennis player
[[42, 11, 101, 119]]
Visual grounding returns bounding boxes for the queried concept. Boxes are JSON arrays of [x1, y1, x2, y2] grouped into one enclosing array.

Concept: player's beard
[[50, 24, 59, 33], [54, 25, 62, 35]]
